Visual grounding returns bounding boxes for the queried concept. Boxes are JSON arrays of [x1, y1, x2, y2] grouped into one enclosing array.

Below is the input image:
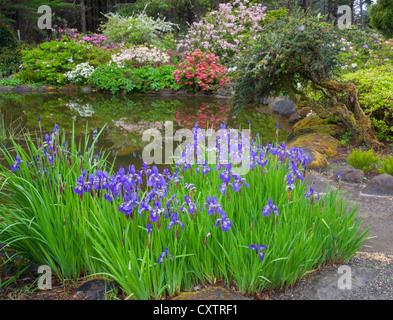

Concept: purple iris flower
[[230, 174, 250, 192], [146, 224, 153, 234], [166, 212, 185, 230], [150, 200, 164, 223], [219, 183, 228, 195], [74, 175, 84, 195], [249, 244, 268, 261], [262, 199, 279, 217], [214, 212, 232, 231], [204, 196, 224, 215], [286, 173, 295, 191], [183, 195, 197, 214], [11, 155, 22, 172], [157, 247, 173, 263]]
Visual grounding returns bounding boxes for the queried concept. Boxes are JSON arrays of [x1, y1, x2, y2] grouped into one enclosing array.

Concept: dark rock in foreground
[[362, 174, 393, 197], [72, 279, 119, 300]]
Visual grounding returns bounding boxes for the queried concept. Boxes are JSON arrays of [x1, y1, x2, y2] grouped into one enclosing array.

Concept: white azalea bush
[[100, 11, 179, 46], [109, 45, 171, 68], [65, 62, 96, 85]]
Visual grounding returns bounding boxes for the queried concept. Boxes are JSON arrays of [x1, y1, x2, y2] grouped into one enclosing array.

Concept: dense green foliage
[[369, 0, 393, 38], [16, 38, 113, 85], [379, 155, 393, 176], [341, 65, 393, 141], [347, 148, 380, 174], [90, 64, 182, 93]]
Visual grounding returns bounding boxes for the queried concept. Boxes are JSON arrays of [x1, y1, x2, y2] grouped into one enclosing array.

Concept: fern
[[347, 149, 380, 174], [379, 155, 393, 176]]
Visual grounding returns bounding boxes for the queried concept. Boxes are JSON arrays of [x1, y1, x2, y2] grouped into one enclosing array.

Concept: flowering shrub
[[17, 38, 93, 85], [48, 25, 118, 49], [0, 122, 370, 299], [65, 62, 96, 85], [109, 45, 171, 68], [100, 11, 179, 46], [177, 0, 267, 62], [173, 49, 229, 92]]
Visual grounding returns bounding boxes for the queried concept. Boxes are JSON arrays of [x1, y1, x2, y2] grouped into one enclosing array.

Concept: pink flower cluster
[[48, 26, 118, 49], [177, 0, 266, 61], [173, 49, 229, 92]]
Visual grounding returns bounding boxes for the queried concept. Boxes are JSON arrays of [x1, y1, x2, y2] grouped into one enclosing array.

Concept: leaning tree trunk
[[320, 77, 383, 149], [283, 77, 383, 150]]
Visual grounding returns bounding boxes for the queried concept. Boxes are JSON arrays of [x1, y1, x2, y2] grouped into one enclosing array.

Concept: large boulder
[[265, 96, 296, 117], [12, 85, 34, 93], [37, 84, 58, 93], [287, 115, 344, 158], [362, 174, 393, 196]]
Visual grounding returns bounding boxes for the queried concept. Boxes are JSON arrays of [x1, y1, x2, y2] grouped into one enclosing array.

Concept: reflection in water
[[0, 92, 291, 171]]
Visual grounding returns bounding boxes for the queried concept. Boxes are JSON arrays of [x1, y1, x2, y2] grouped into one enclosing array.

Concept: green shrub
[[90, 64, 182, 93], [379, 155, 393, 176], [341, 65, 393, 141], [347, 149, 380, 174], [17, 37, 103, 85]]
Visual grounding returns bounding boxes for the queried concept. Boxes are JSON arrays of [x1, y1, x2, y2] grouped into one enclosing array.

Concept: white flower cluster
[[65, 62, 95, 84], [109, 45, 170, 68]]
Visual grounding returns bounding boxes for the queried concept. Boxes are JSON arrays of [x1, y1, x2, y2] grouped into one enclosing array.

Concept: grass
[[0, 123, 371, 299]]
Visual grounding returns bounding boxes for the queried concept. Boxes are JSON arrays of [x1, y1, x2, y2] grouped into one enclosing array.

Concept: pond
[[0, 92, 292, 172]]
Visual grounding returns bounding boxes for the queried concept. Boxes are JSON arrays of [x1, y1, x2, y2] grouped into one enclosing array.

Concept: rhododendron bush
[[177, 0, 267, 62], [173, 49, 229, 92]]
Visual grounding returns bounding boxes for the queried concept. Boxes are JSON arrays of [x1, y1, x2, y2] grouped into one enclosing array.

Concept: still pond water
[[0, 92, 291, 171]]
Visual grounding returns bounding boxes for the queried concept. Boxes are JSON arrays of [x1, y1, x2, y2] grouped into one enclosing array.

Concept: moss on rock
[[288, 132, 339, 158]]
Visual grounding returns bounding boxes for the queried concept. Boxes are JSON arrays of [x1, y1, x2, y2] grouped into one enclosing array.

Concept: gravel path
[[270, 170, 393, 300]]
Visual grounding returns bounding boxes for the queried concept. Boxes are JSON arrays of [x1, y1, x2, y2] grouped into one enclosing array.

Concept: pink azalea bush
[[48, 25, 118, 49], [177, 0, 267, 62], [173, 49, 229, 92]]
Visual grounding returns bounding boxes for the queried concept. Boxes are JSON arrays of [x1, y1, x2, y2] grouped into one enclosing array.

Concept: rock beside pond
[[172, 286, 251, 300], [301, 147, 329, 171], [158, 88, 176, 95], [12, 85, 34, 93], [362, 174, 393, 197], [37, 84, 58, 92], [266, 96, 296, 118], [0, 86, 13, 92], [71, 279, 119, 300], [332, 165, 365, 184], [59, 84, 80, 92], [175, 90, 190, 96]]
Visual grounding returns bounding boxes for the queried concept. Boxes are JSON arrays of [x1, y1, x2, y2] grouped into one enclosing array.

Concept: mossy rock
[[288, 115, 345, 142], [59, 84, 80, 92], [302, 147, 329, 171], [288, 132, 339, 158], [37, 84, 58, 92]]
